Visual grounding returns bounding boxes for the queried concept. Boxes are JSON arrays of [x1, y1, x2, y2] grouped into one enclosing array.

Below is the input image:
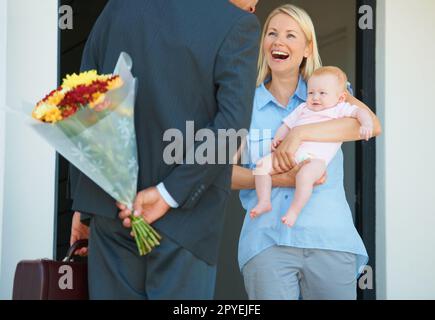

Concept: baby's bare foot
[[250, 202, 272, 218], [281, 211, 299, 227]]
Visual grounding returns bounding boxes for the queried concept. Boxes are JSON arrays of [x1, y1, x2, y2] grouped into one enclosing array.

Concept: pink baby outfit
[[283, 102, 359, 165]]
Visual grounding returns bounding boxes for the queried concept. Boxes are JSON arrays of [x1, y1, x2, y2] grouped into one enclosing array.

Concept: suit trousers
[[87, 215, 217, 300], [242, 246, 357, 300]]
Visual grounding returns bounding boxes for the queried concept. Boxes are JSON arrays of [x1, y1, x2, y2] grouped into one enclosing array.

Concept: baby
[[250, 66, 374, 227]]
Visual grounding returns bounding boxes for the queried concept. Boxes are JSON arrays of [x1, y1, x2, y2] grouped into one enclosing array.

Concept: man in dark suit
[[70, 0, 260, 299]]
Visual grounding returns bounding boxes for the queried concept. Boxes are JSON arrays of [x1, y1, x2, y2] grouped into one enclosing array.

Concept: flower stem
[[131, 215, 161, 256]]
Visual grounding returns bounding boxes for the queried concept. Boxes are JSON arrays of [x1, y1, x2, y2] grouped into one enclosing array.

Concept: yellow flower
[[45, 90, 65, 106], [107, 77, 124, 90], [44, 108, 63, 123], [62, 70, 111, 90], [32, 103, 50, 119], [89, 92, 106, 109], [32, 103, 62, 123]]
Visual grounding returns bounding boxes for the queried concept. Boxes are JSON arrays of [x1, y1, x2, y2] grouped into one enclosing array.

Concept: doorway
[[57, 0, 376, 300], [215, 0, 376, 300], [56, 0, 109, 259]]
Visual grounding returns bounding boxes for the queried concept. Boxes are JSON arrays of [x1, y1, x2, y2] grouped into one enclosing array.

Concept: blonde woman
[[232, 4, 381, 300]]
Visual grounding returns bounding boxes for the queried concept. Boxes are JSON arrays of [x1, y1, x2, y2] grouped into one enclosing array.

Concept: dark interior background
[[57, 0, 109, 259]]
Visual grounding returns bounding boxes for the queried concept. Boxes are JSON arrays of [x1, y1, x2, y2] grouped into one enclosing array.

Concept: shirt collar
[[294, 75, 307, 102], [256, 75, 307, 110]]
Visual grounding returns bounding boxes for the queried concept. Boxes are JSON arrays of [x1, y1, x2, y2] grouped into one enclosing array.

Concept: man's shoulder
[[179, 1, 260, 51], [199, 0, 250, 18], [179, 0, 259, 35], [221, 3, 260, 33], [217, 0, 256, 21], [195, 0, 259, 35], [105, 0, 257, 37]]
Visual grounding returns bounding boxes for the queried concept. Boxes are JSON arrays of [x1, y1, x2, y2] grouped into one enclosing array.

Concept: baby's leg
[[250, 174, 272, 218], [251, 154, 274, 218], [282, 159, 326, 227]]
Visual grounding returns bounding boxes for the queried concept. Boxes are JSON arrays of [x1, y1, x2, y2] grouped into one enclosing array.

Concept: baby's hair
[[310, 66, 348, 91]]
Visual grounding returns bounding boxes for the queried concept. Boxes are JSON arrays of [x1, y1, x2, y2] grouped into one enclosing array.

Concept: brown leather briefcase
[[12, 240, 89, 300]]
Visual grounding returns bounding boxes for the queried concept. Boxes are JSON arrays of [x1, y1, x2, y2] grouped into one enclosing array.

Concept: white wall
[[0, 0, 7, 281], [0, 0, 58, 299], [376, 0, 435, 299]]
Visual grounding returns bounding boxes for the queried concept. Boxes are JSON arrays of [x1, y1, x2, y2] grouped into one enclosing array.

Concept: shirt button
[[285, 195, 289, 200]]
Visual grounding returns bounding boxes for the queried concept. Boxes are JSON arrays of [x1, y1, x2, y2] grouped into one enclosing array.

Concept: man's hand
[[272, 159, 327, 188], [273, 129, 302, 173], [70, 212, 89, 256], [118, 186, 170, 229]]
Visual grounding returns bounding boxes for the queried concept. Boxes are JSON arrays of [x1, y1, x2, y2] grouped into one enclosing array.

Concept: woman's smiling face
[[263, 13, 311, 75]]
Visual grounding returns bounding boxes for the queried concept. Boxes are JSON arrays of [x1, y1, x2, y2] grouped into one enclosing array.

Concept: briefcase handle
[[63, 240, 89, 262]]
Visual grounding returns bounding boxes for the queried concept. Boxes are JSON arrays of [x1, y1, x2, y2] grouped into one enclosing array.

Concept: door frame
[[355, 0, 377, 300]]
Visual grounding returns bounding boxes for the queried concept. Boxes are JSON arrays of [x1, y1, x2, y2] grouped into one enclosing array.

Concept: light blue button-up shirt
[[238, 76, 368, 277]]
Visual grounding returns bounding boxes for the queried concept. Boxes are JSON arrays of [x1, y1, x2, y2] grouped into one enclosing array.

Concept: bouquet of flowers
[[26, 52, 161, 256]]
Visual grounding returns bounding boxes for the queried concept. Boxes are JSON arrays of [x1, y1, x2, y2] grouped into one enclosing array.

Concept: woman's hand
[[272, 159, 327, 187], [360, 124, 374, 141], [271, 138, 282, 152], [273, 129, 301, 173], [70, 212, 89, 257], [231, 161, 327, 190]]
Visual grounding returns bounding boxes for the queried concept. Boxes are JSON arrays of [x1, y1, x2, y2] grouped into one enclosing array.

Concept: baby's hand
[[360, 125, 373, 141]]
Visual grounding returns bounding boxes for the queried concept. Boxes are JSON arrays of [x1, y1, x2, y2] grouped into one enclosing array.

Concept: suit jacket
[[70, 0, 260, 265]]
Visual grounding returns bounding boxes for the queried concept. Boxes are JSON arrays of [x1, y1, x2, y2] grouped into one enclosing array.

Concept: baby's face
[[307, 74, 345, 111]]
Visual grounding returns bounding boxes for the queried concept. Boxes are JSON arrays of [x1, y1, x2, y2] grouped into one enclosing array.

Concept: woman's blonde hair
[[256, 4, 322, 87]]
